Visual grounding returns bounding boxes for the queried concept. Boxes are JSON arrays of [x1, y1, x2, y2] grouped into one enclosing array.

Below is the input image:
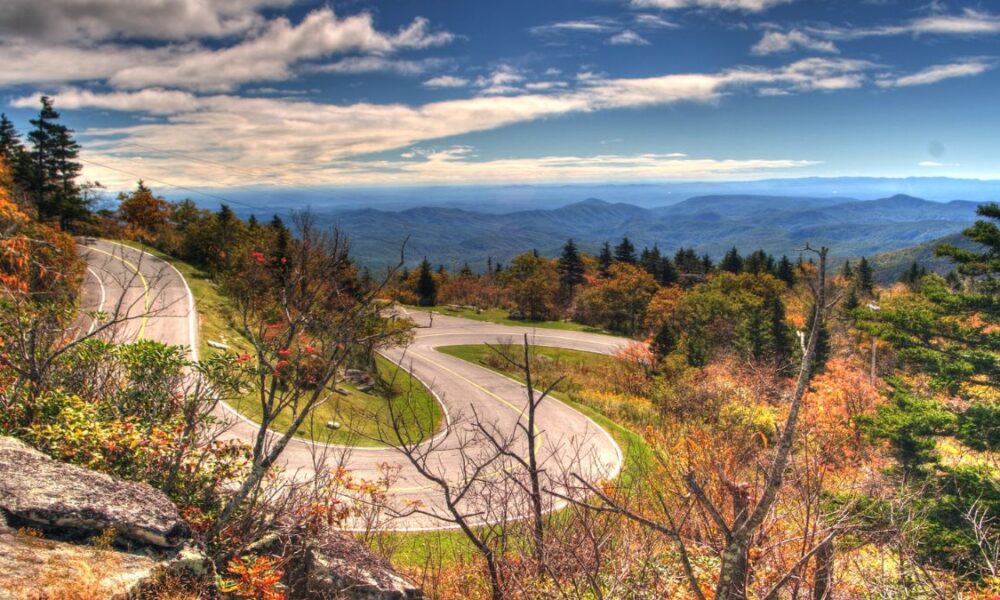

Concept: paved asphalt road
[[79, 240, 625, 530]]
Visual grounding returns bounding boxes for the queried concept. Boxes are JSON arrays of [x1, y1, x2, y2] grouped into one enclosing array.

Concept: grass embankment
[[403, 304, 613, 335], [390, 344, 653, 568], [118, 241, 442, 447], [230, 355, 442, 447]]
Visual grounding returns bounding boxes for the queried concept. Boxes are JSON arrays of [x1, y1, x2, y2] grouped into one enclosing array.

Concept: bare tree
[[210, 215, 408, 538], [475, 333, 563, 573], [558, 245, 839, 600]]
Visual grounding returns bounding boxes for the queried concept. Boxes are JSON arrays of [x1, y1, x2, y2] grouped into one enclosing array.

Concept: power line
[[77, 156, 268, 212]]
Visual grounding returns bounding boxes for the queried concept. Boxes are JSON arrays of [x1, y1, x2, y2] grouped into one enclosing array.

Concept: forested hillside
[[313, 194, 981, 269]]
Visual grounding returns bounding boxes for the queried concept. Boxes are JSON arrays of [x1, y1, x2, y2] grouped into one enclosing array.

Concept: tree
[[743, 249, 774, 275], [721, 246, 743, 273], [26, 97, 85, 228], [776, 255, 796, 286], [564, 246, 836, 600], [856, 256, 874, 294], [0, 114, 24, 168], [556, 238, 585, 299], [841, 259, 853, 279], [117, 181, 171, 242], [639, 245, 661, 278], [657, 255, 678, 286], [597, 242, 613, 278], [614, 236, 637, 264], [502, 252, 558, 320], [416, 258, 437, 307], [574, 262, 657, 334]]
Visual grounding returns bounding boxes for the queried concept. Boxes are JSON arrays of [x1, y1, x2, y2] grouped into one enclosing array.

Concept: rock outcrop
[[0, 511, 159, 599], [0, 436, 189, 547], [285, 530, 423, 599]]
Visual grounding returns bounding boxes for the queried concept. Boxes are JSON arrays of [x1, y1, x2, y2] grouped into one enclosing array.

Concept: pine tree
[[769, 294, 793, 365], [614, 236, 637, 264], [651, 324, 676, 360], [598, 242, 613, 278], [0, 113, 23, 166], [841, 259, 854, 279], [844, 287, 859, 311], [776, 255, 796, 286], [805, 304, 830, 375], [416, 258, 437, 307], [639, 245, 662, 279], [460, 262, 474, 278], [557, 238, 586, 296], [900, 261, 927, 288], [26, 96, 84, 227], [857, 256, 874, 294], [721, 246, 743, 273], [657, 256, 678, 286], [744, 249, 774, 275], [701, 254, 714, 272]]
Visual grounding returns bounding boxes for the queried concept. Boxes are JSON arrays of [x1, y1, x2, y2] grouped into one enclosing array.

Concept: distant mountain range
[[308, 194, 984, 270]]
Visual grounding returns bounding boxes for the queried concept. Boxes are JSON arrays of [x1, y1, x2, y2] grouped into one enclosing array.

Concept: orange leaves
[[220, 555, 286, 600], [802, 357, 883, 466]]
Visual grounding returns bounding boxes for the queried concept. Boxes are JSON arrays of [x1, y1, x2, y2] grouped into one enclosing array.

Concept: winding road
[[79, 240, 625, 530]]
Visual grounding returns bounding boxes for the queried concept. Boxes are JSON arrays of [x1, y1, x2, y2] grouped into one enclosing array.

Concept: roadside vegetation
[[3, 97, 1000, 598]]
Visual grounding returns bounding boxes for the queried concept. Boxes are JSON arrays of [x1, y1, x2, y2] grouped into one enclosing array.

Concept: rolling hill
[[312, 194, 983, 270]]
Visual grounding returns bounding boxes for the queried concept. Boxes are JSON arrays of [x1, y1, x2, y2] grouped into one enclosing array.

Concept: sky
[[1, 0, 999, 191]]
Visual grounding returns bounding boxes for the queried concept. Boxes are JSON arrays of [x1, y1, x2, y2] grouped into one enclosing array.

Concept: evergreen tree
[[651, 324, 676, 360], [841, 259, 854, 279], [0, 113, 23, 166], [657, 256, 678, 286], [270, 214, 290, 286], [844, 286, 859, 311], [416, 258, 437, 307], [701, 254, 714, 272], [598, 242, 613, 278], [899, 261, 927, 288], [460, 262, 474, 278], [721, 246, 743, 273], [557, 238, 586, 295], [614, 236, 637, 264], [776, 255, 796, 286], [769, 294, 793, 365], [744, 249, 774, 275], [639, 245, 664, 281], [805, 304, 830, 375], [247, 214, 259, 229], [26, 96, 84, 227], [857, 256, 874, 294]]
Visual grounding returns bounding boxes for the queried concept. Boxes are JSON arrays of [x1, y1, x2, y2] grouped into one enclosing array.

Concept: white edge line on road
[[85, 266, 106, 335]]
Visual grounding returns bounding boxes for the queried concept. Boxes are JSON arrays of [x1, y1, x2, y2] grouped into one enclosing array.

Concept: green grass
[[387, 344, 653, 569], [229, 355, 442, 447], [118, 240, 442, 447], [404, 304, 614, 335], [436, 344, 652, 481]]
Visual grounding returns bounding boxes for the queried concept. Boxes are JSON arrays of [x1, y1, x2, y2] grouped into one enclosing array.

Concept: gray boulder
[[0, 436, 189, 548], [286, 530, 422, 599]]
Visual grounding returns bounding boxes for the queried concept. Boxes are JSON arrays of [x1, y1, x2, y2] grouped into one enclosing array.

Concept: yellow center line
[[85, 244, 150, 340], [388, 351, 546, 493]]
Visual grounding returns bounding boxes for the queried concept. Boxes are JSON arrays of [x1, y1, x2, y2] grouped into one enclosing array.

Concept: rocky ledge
[[0, 436, 189, 547]]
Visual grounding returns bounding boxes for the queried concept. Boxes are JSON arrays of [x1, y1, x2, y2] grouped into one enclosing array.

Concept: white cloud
[[918, 161, 959, 168], [815, 9, 1000, 40], [0, 8, 456, 91], [630, 0, 792, 12], [525, 81, 569, 90], [12, 58, 873, 187], [877, 60, 994, 88], [633, 14, 680, 29], [752, 30, 838, 55], [608, 30, 651, 46], [310, 56, 447, 76], [530, 18, 619, 36], [0, 0, 293, 42], [474, 65, 526, 95], [424, 75, 469, 88]]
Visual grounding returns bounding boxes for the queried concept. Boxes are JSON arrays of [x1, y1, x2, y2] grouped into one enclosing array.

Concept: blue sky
[[1, 0, 999, 190]]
